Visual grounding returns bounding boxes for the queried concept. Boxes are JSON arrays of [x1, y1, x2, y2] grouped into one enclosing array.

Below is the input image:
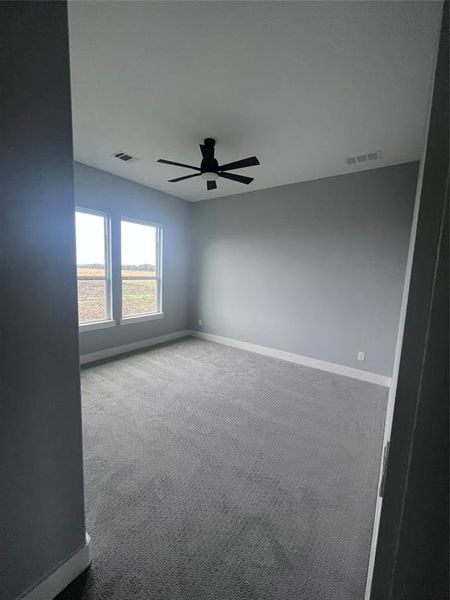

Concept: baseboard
[[80, 330, 191, 365], [80, 328, 391, 386], [190, 330, 392, 387], [20, 534, 91, 600]]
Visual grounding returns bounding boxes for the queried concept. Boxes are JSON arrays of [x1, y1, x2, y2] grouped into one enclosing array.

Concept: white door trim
[[362, 13, 442, 597]]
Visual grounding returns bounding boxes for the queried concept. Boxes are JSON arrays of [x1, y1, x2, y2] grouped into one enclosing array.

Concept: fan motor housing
[[201, 157, 219, 173], [201, 138, 218, 173]]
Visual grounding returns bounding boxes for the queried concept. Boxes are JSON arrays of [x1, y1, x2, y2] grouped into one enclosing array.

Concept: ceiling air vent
[[346, 150, 381, 166], [113, 151, 139, 163]]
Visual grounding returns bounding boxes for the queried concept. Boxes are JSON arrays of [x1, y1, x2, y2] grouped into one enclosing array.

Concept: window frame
[[119, 216, 163, 324], [75, 207, 114, 331]]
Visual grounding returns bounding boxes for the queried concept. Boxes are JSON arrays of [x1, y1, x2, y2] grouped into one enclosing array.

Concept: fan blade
[[219, 171, 254, 185], [168, 173, 201, 183], [157, 159, 200, 171], [207, 180, 217, 191], [219, 156, 260, 171], [200, 144, 214, 160]]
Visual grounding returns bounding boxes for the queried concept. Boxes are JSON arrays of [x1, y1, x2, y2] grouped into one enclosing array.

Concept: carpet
[[57, 337, 387, 600]]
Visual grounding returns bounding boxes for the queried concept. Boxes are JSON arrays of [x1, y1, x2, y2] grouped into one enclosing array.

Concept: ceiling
[[68, 1, 442, 202]]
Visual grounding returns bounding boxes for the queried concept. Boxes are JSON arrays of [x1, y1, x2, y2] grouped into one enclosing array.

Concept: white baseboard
[[80, 327, 391, 387], [190, 330, 392, 387], [20, 534, 91, 600], [80, 330, 190, 365]]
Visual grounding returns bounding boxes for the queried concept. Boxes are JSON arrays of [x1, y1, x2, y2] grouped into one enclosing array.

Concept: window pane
[[121, 219, 160, 318], [77, 280, 107, 323], [122, 279, 157, 317], [76, 211, 105, 278], [75, 210, 110, 324], [121, 221, 157, 277]]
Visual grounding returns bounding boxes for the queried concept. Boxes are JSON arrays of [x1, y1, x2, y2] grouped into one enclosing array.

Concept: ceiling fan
[[157, 138, 260, 191]]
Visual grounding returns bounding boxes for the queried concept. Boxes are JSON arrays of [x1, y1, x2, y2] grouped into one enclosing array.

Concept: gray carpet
[[57, 337, 387, 600]]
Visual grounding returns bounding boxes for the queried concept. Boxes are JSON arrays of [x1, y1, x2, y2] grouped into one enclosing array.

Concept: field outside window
[[121, 219, 162, 318], [75, 210, 111, 324]]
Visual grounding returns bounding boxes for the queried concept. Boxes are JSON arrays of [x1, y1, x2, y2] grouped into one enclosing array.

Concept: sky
[[75, 212, 157, 266]]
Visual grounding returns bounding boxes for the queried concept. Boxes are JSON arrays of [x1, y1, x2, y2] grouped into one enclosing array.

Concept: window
[[75, 210, 112, 325], [121, 219, 162, 320]]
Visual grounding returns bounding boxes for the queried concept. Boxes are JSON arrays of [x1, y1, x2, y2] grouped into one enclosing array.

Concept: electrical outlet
[[198, 319, 203, 326], [357, 351, 366, 361]]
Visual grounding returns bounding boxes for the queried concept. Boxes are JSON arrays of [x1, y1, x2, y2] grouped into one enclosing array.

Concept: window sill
[[120, 312, 164, 326], [79, 319, 116, 333]]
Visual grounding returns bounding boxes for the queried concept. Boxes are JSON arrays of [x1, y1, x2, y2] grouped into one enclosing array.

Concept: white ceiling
[[68, 1, 442, 202]]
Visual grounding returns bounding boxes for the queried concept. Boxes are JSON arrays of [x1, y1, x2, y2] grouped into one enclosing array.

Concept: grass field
[[77, 267, 157, 323], [77, 267, 156, 278]]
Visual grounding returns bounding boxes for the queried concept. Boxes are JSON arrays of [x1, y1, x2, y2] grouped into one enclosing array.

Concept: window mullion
[[77, 276, 107, 281], [121, 276, 157, 281], [104, 214, 112, 320]]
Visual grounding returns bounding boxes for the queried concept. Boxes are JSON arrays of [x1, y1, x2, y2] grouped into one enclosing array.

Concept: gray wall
[[74, 163, 191, 356], [191, 163, 418, 377], [0, 3, 86, 599]]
